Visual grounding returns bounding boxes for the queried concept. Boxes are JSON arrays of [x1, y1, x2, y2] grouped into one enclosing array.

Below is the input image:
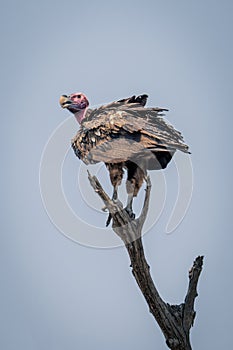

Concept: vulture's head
[[59, 92, 89, 124]]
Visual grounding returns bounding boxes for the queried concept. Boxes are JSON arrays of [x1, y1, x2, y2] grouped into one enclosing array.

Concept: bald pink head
[[59, 92, 89, 124]]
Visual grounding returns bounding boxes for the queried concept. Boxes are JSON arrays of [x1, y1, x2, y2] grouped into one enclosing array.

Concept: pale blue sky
[[1, 1, 233, 349]]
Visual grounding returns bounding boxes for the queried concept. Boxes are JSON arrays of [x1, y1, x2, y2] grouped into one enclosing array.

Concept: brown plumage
[[60, 92, 189, 224]]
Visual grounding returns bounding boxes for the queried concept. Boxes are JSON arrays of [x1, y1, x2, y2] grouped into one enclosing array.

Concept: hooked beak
[[59, 95, 72, 109]]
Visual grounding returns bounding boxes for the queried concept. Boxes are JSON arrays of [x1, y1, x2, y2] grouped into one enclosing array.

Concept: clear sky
[[1, 1, 233, 349]]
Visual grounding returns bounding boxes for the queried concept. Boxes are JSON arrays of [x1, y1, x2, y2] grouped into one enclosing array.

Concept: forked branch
[[88, 172, 203, 350]]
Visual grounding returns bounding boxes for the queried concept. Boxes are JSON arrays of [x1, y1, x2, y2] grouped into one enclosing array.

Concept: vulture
[[59, 92, 189, 225]]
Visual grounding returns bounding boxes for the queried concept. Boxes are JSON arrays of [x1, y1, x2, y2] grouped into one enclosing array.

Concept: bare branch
[[138, 176, 152, 230], [87, 172, 204, 350], [183, 256, 204, 332]]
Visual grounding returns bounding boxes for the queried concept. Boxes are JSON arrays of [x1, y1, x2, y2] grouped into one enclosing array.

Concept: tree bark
[[88, 172, 203, 350]]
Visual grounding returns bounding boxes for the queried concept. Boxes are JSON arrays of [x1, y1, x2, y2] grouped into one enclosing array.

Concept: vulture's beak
[[59, 95, 72, 109]]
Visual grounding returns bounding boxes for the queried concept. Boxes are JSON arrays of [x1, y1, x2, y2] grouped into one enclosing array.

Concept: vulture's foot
[[124, 207, 136, 220], [102, 198, 120, 211], [105, 197, 123, 227]]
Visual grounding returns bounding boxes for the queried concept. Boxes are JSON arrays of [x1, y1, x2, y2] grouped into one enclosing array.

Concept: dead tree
[[88, 171, 203, 350]]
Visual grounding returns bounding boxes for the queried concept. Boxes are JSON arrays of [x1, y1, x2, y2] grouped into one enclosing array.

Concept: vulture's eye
[[77, 95, 81, 98]]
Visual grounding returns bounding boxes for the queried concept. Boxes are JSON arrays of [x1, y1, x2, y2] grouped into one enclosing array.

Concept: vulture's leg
[[126, 192, 134, 218], [112, 185, 118, 200], [105, 163, 124, 226], [125, 161, 145, 219]]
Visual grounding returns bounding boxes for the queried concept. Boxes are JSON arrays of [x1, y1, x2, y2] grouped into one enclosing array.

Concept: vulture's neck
[[74, 109, 87, 124]]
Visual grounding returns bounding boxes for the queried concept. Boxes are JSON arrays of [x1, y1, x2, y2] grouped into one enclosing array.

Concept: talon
[[130, 212, 136, 219], [124, 207, 136, 220], [106, 213, 112, 227], [102, 206, 108, 212]]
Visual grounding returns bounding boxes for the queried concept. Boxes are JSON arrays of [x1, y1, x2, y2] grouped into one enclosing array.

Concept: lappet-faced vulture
[[60, 93, 189, 225]]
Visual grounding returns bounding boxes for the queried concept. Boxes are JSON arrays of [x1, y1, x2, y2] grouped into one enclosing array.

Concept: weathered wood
[[88, 172, 203, 350]]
